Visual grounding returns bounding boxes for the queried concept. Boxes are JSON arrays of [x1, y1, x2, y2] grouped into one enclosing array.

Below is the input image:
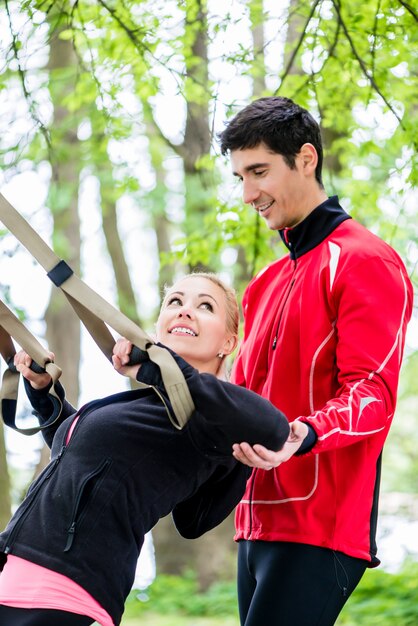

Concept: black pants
[[0, 605, 94, 626], [237, 541, 368, 626]]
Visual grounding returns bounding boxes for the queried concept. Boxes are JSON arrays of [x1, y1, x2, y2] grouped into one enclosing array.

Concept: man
[[219, 96, 413, 626]]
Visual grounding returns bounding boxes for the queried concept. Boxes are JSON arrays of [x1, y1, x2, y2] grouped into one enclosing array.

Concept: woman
[[0, 273, 290, 626]]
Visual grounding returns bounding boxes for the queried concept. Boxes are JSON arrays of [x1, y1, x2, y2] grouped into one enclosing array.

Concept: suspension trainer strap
[[0, 299, 63, 435], [0, 192, 195, 429]]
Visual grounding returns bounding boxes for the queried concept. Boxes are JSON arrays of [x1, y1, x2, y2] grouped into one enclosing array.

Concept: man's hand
[[112, 337, 141, 381], [14, 350, 54, 390], [232, 420, 309, 469]]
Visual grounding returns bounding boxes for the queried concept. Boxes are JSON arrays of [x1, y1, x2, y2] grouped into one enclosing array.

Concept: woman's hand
[[232, 420, 309, 470], [14, 350, 54, 390], [112, 337, 141, 381]]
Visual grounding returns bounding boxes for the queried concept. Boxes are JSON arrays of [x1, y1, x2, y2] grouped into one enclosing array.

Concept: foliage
[[0, 0, 417, 528], [121, 562, 418, 625], [121, 614, 237, 626], [382, 349, 418, 493], [1, 0, 416, 279], [123, 571, 239, 619], [338, 560, 418, 625]]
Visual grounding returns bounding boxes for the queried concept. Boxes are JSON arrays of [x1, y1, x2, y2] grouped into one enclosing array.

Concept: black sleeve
[[295, 423, 318, 455], [24, 379, 77, 448], [172, 462, 251, 539], [137, 344, 290, 456]]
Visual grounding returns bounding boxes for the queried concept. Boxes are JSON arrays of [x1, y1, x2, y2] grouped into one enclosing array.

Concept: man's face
[[230, 143, 312, 231]]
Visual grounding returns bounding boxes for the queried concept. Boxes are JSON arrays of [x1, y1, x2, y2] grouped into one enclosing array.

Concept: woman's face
[[156, 276, 237, 374]]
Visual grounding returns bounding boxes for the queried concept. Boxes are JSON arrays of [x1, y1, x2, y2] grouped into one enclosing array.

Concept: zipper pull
[[272, 337, 277, 350], [64, 522, 76, 552]]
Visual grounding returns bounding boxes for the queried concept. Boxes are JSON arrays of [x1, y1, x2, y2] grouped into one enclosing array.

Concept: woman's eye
[[200, 302, 213, 312], [167, 297, 182, 306]]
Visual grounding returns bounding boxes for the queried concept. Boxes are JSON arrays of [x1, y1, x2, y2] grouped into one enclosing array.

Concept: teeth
[[257, 200, 274, 212], [170, 327, 196, 336]]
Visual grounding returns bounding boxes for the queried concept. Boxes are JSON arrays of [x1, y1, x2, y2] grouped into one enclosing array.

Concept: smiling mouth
[[254, 200, 274, 214], [169, 327, 197, 336]]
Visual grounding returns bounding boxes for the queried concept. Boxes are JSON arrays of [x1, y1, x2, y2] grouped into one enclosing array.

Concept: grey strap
[[0, 192, 195, 429]]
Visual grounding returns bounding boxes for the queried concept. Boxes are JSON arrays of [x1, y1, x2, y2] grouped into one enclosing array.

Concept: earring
[[217, 352, 224, 358]]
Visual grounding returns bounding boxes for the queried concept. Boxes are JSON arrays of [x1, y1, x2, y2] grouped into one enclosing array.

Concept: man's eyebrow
[[232, 162, 270, 177]]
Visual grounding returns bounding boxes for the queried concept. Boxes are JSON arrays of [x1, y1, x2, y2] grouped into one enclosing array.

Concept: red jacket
[[232, 197, 413, 565]]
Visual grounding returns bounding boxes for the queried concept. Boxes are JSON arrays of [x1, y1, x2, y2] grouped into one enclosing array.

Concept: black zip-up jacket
[[0, 347, 289, 625]]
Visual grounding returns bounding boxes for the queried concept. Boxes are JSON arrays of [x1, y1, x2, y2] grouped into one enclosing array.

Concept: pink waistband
[[0, 555, 114, 626]]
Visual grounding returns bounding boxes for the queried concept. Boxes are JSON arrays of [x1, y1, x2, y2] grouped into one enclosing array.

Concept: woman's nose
[[176, 307, 193, 319]]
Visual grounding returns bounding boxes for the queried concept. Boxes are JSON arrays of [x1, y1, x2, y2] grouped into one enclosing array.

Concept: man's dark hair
[[218, 96, 324, 186]]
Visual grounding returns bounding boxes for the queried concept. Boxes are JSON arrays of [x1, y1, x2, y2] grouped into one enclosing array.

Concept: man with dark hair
[[219, 96, 413, 626]]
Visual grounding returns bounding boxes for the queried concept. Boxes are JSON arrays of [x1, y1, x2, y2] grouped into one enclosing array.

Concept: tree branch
[[96, 0, 192, 108], [4, 0, 52, 151], [397, 0, 418, 21], [73, 1, 110, 118], [370, 0, 383, 82], [274, 0, 322, 94], [141, 98, 180, 155], [331, 0, 405, 128], [96, 0, 153, 55]]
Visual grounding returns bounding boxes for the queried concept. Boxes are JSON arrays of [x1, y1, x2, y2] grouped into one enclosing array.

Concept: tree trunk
[[179, 0, 212, 272], [235, 0, 269, 288], [249, 0, 267, 97], [153, 512, 237, 589], [44, 13, 81, 407], [101, 193, 143, 328], [30, 9, 82, 480], [152, 0, 237, 589], [282, 0, 345, 175], [45, 14, 80, 404], [142, 101, 177, 298], [98, 158, 145, 393]]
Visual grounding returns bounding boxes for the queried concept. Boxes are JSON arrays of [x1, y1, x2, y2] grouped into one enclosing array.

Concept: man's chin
[[264, 218, 281, 231]]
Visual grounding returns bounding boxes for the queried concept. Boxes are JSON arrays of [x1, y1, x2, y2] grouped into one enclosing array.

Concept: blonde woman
[[0, 273, 289, 626]]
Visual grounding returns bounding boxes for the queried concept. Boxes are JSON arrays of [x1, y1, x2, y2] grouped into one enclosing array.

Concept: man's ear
[[299, 143, 318, 175]]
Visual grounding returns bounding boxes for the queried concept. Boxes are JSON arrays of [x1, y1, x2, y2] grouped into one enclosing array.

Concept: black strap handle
[[7, 356, 47, 375], [127, 345, 149, 366]]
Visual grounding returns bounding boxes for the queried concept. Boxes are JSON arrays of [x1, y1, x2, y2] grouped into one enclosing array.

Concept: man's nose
[[242, 179, 259, 205]]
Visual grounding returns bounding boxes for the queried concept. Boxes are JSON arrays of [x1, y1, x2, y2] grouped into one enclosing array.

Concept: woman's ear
[[221, 334, 238, 357]]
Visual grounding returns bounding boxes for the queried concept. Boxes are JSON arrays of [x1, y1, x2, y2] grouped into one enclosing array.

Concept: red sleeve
[[299, 256, 413, 452]]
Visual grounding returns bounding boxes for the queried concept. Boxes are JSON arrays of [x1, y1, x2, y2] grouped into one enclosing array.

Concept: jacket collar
[[279, 195, 351, 260]]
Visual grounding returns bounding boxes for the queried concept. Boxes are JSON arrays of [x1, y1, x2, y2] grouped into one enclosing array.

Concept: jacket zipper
[[272, 259, 298, 350], [5, 403, 105, 554], [64, 457, 112, 552], [4, 445, 66, 554], [247, 257, 297, 535]]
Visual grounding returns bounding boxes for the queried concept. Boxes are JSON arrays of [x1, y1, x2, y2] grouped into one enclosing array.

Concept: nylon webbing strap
[[0, 192, 195, 429], [0, 299, 63, 435]]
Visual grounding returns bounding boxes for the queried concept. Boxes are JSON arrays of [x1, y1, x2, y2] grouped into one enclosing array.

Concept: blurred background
[[0, 1, 417, 624]]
